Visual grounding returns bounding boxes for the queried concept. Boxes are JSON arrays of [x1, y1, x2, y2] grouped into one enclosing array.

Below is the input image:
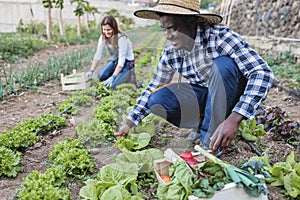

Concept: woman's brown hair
[[101, 15, 124, 51]]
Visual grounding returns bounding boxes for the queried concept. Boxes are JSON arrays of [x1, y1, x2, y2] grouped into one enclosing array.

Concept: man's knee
[[213, 56, 240, 78], [148, 92, 161, 108]]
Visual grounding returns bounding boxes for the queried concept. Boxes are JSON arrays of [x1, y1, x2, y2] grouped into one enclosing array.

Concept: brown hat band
[[159, 3, 200, 13]]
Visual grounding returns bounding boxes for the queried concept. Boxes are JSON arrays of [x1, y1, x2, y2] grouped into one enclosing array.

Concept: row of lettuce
[[0, 28, 163, 180], [0, 31, 167, 199]]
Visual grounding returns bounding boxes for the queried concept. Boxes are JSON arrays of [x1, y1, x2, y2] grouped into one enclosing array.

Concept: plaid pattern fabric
[[127, 25, 274, 125]]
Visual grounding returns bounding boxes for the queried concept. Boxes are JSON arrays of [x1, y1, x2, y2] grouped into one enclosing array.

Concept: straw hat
[[134, 0, 222, 24]]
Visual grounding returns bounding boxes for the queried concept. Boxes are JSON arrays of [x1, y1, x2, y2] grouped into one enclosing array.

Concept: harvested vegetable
[[157, 161, 196, 200], [160, 174, 171, 183], [180, 152, 194, 159], [192, 161, 229, 198], [180, 152, 199, 166], [194, 145, 269, 197]]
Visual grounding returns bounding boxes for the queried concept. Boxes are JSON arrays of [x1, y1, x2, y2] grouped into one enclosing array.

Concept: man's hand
[[114, 119, 134, 140], [86, 70, 94, 80], [102, 75, 116, 87], [209, 112, 243, 152]]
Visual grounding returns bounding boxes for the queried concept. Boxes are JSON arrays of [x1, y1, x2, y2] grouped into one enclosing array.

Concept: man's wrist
[[126, 118, 134, 126], [112, 74, 116, 79], [228, 112, 244, 124]]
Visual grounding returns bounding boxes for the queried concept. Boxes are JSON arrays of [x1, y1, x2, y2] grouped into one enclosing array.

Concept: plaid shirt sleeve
[[214, 26, 274, 119], [127, 48, 175, 126]]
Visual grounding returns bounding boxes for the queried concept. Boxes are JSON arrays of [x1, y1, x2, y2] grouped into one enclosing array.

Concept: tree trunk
[[77, 16, 81, 37], [58, 8, 64, 36], [46, 6, 52, 41], [85, 14, 90, 32], [227, 0, 235, 26]]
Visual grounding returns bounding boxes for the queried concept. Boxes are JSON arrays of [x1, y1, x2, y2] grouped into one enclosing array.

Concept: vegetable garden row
[[1, 25, 300, 200]]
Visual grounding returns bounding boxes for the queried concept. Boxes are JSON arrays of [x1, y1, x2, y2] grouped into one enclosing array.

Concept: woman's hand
[[102, 75, 116, 87], [86, 70, 94, 80]]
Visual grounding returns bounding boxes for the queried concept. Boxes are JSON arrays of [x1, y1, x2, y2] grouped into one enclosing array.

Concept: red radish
[[184, 158, 199, 165], [180, 152, 194, 159], [180, 152, 200, 166]]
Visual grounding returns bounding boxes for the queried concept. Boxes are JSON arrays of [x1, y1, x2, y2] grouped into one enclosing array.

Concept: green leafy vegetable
[[49, 137, 94, 179], [242, 161, 271, 179], [194, 145, 269, 198], [80, 163, 142, 200], [157, 161, 196, 200], [0, 146, 24, 177], [76, 118, 113, 147], [0, 114, 66, 149], [238, 119, 266, 142], [17, 168, 70, 200], [114, 132, 151, 151], [265, 152, 300, 198], [116, 148, 164, 173]]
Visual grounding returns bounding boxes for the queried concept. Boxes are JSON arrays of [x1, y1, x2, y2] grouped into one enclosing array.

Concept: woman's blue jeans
[[147, 56, 246, 146], [97, 60, 132, 89]]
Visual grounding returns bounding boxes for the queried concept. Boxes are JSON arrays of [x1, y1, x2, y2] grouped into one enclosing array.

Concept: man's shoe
[[187, 129, 200, 143], [198, 142, 210, 151]]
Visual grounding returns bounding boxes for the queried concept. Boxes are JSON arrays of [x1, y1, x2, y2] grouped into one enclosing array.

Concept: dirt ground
[[0, 44, 299, 200]]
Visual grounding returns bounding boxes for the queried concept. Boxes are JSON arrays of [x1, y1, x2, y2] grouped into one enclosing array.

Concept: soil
[[0, 43, 300, 200]]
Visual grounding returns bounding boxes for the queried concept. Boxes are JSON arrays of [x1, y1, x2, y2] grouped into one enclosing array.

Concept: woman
[[86, 15, 135, 89]]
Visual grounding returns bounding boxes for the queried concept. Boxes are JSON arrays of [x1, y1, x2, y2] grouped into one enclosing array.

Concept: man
[[114, 0, 274, 153]]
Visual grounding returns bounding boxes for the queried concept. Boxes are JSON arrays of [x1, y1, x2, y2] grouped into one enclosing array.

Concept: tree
[[54, 0, 65, 36], [83, 4, 99, 32], [104, 9, 134, 30], [42, 0, 55, 41], [70, 0, 89, 37]]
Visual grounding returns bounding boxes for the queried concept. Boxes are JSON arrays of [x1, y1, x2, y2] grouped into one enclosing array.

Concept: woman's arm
[[90, 36, 105, 72], [89, 59, 99, 72]]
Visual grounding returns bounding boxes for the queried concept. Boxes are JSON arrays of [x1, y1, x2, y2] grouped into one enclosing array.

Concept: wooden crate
[[61, 69, 91, 91]]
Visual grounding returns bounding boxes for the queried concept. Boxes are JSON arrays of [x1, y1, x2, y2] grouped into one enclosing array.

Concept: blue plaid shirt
[[127, 25, 274, 126]]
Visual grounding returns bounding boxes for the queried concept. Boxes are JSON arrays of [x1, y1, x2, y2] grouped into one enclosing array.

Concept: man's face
[[160, 15, 195, 51]]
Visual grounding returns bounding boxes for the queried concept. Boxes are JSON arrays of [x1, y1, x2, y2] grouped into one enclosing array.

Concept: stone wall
[[226, 0, 300, 38], [217, 0, 300, 61]]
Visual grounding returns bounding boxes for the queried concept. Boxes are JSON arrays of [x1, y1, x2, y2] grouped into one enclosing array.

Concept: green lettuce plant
[[0, 146, 24, 177]]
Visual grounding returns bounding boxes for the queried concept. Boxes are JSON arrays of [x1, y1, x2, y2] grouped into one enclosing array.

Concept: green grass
[[265, 51, 300, 86]]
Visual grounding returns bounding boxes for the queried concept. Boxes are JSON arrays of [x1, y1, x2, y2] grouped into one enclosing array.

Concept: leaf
[[241, 132, 257, 142], [238, 119, 266, 142], [100, 185, 132, 200], [116, 148, 163, 173], [134, 123, 156, 137], [248, 155, 272, 172], [283, 172, 300, 198], [79, 179, 99, 200], [285, 152, 297, 167], [115, 132, 151, 151]]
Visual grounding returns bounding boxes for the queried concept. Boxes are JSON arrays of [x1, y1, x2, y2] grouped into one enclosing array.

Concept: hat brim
[[134, 5, 222, 24]]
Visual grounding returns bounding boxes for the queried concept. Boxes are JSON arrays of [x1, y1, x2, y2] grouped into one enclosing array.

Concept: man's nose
[[164, 30, 172, 40]]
